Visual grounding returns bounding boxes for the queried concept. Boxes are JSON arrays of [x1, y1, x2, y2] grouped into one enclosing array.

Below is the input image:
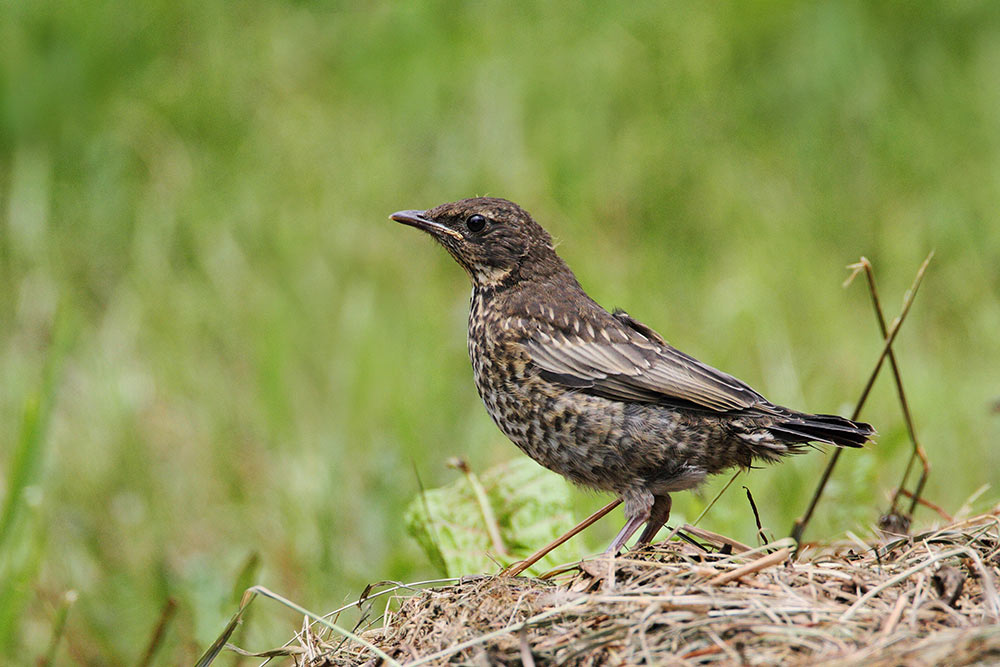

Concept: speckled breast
[[466, 288, 531, 447], [465, 288, 660, 493]]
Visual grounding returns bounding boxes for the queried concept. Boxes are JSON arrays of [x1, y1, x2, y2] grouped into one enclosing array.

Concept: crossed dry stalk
[[790, 252, 934, 548]]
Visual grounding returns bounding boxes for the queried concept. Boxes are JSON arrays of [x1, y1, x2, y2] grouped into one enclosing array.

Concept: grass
[[0, 305, 70, 653], [302, 511, 1000, 665], [2, 1, 1000, 662]]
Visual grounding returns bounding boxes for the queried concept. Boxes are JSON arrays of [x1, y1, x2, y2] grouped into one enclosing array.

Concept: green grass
[[2, 1, 999, 662]]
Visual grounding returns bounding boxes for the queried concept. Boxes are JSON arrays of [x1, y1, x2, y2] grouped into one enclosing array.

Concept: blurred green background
[[2, 1, 999, 662]]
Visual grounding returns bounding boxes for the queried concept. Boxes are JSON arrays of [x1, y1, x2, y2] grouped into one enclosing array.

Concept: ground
[[247, 510, 1000, 665]]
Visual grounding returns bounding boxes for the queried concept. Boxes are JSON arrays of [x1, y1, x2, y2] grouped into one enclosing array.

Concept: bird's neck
[[471, 255, 587, 316]]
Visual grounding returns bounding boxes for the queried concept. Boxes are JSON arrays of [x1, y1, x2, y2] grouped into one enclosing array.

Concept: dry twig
[[296, 510, 1000, 666], [790, 253, 933, 548]]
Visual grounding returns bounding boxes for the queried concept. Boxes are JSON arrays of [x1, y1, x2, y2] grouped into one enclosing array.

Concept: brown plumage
[[392, 197, 874, 554]]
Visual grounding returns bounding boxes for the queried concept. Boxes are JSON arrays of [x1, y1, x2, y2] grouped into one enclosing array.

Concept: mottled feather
[[522, 306, 769, 413]]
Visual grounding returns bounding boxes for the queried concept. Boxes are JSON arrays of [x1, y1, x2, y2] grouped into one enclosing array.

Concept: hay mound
[[304, 512, 1000, 665]]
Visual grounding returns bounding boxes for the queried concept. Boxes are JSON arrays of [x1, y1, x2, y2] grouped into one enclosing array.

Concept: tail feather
[[767, 412, 874, 448]]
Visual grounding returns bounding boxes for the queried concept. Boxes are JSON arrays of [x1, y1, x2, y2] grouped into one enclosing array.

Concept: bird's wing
[[522, 309, 770, 413]]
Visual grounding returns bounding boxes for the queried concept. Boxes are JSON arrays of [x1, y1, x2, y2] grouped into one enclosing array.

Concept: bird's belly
[[470, 343, 716, 494]]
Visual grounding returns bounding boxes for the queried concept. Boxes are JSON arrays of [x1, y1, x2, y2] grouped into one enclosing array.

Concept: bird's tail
[[767, 411, 875, 448]]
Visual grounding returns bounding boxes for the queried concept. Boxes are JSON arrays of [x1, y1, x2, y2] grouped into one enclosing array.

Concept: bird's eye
[[465, 214, 487, 233]]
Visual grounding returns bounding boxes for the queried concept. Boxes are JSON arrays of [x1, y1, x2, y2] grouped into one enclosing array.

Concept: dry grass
[[290, 509, 1000, 666]]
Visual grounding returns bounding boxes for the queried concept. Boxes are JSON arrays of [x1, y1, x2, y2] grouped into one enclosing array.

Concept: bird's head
[[391, 197, 561, 288]]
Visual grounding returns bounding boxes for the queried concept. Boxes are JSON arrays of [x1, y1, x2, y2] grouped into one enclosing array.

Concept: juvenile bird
[[392, 198, 874, 554]]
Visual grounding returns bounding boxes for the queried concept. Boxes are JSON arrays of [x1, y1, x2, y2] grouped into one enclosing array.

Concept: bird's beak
[[390, 210, 464, 240]]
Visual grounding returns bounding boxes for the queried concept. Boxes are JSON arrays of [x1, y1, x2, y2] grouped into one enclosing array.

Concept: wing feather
[[522, 310, 768, 413]]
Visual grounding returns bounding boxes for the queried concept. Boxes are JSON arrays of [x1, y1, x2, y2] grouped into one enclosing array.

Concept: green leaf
[[404, 459, 587, 576]]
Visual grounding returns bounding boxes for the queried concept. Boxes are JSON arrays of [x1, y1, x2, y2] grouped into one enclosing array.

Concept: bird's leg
[[605, 514, 647, 555], [635, 494, 672, 546], [604, 491, 653, 555]]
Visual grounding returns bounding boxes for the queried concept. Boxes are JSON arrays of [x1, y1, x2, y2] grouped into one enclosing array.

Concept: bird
[[391, 197, 874, 554]]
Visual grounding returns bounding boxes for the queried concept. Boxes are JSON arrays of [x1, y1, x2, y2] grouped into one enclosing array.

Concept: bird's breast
[[464, 293, 725, 495], [467, 291, 538, 436], [466, 291, 622, 486]]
